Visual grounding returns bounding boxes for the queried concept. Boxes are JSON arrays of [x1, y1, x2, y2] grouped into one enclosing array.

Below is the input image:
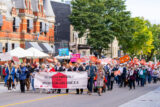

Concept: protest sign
[[58, 48, 69, 56], [119, 55, 130, 63], [114, 70, 121, 76], [70, 54, 80, 62], [34, 72, 88, 89], [0, 53, 11, 61]]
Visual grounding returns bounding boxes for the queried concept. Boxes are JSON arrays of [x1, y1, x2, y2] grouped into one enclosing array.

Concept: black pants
[[87, 78, 94, 93], [76, 89, 83, 94], [20, 80, 26, 93], [110, 81, 114, 90], [136, 77, 140, 86], [57, 89, 61, 93], [120, 77, 126, 87], [107, 79, 111, 90], [129, 79, 135, 89], [8, 77, 15, 90], [66, 89, 69, 93], [57, 89, 69, 93]]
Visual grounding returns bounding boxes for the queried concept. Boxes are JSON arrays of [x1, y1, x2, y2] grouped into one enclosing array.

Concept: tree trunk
[[147, 49, 155, 61], [98, 49, 102, 59]]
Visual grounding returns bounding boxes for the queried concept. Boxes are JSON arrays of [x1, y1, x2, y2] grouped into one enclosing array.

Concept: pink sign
[[70, 54, 81, 62]]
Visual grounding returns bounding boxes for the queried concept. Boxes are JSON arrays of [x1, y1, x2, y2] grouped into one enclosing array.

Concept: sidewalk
[[119, 86, 160, 107]]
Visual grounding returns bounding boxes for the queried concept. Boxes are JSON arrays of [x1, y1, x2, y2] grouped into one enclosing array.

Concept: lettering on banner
[[35, 72, 88, 89]]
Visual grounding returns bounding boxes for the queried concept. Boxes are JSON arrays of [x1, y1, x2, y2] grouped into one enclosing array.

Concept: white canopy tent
[[26, 47, 49, 58], [8, 47, 32, 58], [0, 47, 32, 61]]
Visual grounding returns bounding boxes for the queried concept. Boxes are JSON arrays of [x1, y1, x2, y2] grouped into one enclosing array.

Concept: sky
[[126, 0, 160, 24], [51, 0, 160, 24]]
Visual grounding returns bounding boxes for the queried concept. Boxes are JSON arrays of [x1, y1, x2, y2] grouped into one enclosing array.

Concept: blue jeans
[[88, 78, 94, 93], [148, 75, 152, 83], [31, 78, 35, 91], [140, 78, 145, 86]]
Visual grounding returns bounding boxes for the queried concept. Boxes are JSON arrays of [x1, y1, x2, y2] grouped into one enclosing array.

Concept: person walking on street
[[6, 63, 15, 91], [152, 67, 159, 83], [30, 65, 36, 92], [139, 66, 146, 87], [110, 67, 115, 90], [3, 64, 7, 86], [26, 63, 31, 91], [75, 63, 85, 94], [96, 65, 105, 96], [128, 67, 136, 90], [147, 66, 152, 84], [120, 64, 127, 87], [86, 61, 97, 95], [18, 63, 27, 93]]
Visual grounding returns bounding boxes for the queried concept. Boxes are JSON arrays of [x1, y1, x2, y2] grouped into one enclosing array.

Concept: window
[[13, 18, 16, 32], [5, 43, 8, 52], [12, 43, 15, 50], [82, 51, 86, 56], [27, 19, 30, 33]]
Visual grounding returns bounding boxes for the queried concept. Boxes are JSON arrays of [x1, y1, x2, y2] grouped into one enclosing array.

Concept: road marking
[[0, 94, 68, 107]]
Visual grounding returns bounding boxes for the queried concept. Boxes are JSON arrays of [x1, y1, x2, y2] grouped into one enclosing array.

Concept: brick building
[[0, 0, 55, 54]]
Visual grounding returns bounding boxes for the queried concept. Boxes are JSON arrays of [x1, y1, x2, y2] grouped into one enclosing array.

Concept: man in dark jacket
[[26, 63, 31, 91], [57, 62, 67, 94], [86, 61, 97, 95], [74, 63, 85, 94], [120, 64, 127, 87], [18, 63, 27, 93]]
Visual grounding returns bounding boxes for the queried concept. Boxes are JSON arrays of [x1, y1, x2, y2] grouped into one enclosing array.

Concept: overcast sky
[[126, 0, 160, 24], [51, 0, 160, 24]]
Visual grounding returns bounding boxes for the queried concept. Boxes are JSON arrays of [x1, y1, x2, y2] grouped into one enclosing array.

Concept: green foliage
[[117, 17, 154, 57], [147, 24, 160, 60], [70, 0, 131, 57]]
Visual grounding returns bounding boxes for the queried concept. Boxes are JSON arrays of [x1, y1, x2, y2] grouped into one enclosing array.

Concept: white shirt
[[119, 67, 123, 74]]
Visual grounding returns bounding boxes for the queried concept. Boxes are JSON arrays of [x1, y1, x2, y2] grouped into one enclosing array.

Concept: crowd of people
[[0, 60, 160, 96]]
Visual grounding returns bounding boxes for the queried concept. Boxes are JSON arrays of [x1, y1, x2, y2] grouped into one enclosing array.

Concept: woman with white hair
[[48, 64, 55, 72], [96, 65, 105, 96], [152, 67, 159, 83]]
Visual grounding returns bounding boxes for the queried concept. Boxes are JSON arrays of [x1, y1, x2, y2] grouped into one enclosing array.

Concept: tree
[[117, 17, 154, 58], [147, 24, 160, 61], [70, 0, 131, 57]]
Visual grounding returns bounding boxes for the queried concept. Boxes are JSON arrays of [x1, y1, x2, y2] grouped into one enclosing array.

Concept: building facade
[[70, 26, 90, 56], [105, 37, 120, 58], [0, 0, 55, 54], [51, 1, 71, 55]]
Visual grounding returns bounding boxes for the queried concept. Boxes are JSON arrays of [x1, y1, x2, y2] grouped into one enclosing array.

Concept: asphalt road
[[0, 82, 160, 107]]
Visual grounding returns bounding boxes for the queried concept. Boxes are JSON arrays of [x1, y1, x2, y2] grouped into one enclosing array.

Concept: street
[[0, 82, 160, 107]]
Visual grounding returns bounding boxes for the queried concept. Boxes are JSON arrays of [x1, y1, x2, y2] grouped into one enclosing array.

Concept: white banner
[[34, 72, 88, 89]]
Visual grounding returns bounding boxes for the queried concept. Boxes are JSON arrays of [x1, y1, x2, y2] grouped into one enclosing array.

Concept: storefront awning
[[39, 42, 54, 53], [25, 42, 43, 52], [38, 43, 48, 53]]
